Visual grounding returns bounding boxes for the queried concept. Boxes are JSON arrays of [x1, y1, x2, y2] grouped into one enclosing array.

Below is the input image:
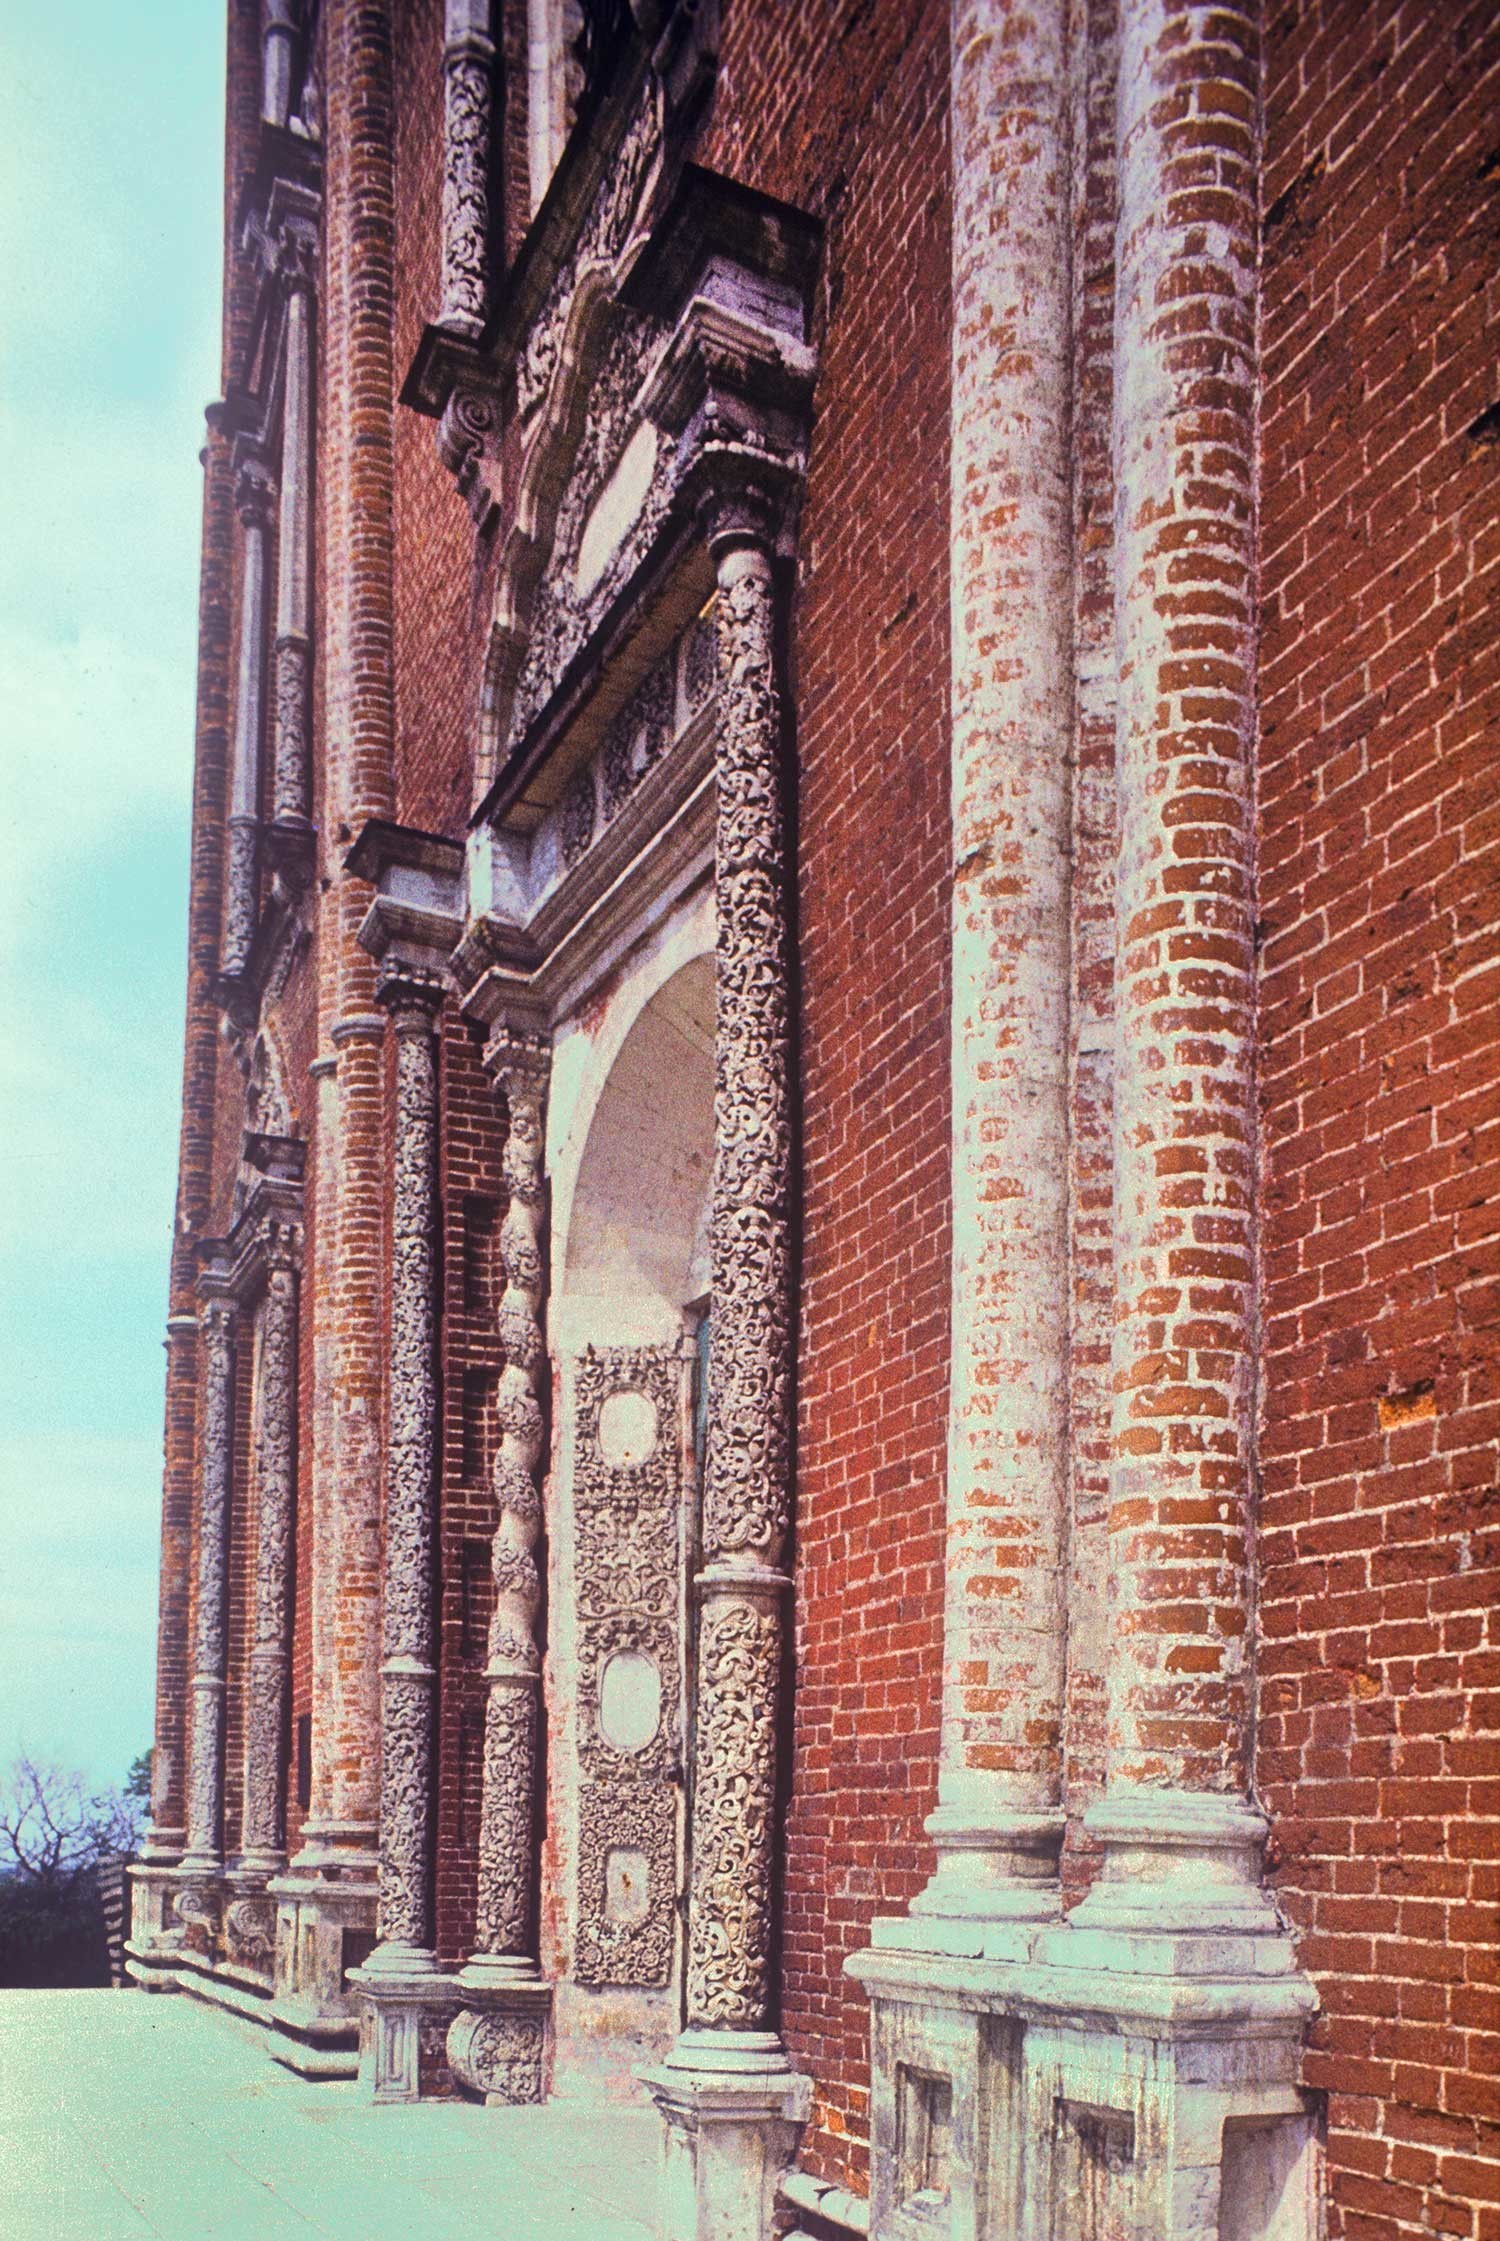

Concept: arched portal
[[544, 948, 714, 2093]]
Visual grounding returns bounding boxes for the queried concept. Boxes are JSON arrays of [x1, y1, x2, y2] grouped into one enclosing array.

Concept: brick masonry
[[1256, 4, 1500, 2233]]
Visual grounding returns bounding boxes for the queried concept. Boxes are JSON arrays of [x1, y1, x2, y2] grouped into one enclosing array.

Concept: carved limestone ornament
[[272, 635, 310, 825], [437, 387, 500, 531], [224, 1892, 276, 1976], [445, 2009, 546, 2104], [272, 218, 318, 297], [575, 1782, 677, 1988], [374, 963, 445, 1951], [182, 1295, 236, 1873], [601, 654, 674, 815], [241, 1255, 299, 1868], [473, 80, 666, 782], [685, 1593, 780, 2026], [515, 83, 662, 425], [469, 1019, 550, 1966], [439, 10, 495, 338], [508, 307, 672, 747], [220, 820, 261, 987], [572, 1345, 686, 1987], [559, 765, 598, 867], [678, 531, 799, 2039], [235, 458, 277, 530], [703, 546, 793, 1569]]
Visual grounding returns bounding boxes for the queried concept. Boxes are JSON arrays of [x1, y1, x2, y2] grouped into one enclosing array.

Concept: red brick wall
[[701, 0, 952, 2187], [392, 0, 481, 839], [1257, 6, 1500, 2235]]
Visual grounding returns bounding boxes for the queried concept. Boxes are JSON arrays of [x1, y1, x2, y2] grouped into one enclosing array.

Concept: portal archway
[[543, 948, 714, 2093]]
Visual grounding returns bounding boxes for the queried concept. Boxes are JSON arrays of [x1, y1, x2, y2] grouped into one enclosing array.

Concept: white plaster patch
[[599, 1650, 663, 1755], [575, 421, 658, 596]]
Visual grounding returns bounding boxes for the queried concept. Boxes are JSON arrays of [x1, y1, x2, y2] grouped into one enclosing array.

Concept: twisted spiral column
[[465, 1020, 550, 1985], [181, 1293, 237, 1878]]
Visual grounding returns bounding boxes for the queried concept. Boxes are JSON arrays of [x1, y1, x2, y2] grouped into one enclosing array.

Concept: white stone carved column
[[447, 1019, 551, 2105], [272, 226, 316, 838], [357, 963, 445, 2101], [240, 1240, 300, 1875], [221, 460, 275, 983], [180, 1294, 237, 1881], [439, 1, 495, 338], [644, 506, 809, 2241]]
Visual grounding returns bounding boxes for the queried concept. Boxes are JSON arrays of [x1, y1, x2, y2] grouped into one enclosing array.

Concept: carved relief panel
[[571, 1345, 692, 1989]]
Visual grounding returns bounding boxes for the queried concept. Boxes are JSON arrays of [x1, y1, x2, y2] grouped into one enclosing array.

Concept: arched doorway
[[545, 951, 714, 2093]]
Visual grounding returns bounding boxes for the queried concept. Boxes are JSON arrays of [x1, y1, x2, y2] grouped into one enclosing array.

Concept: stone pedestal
[[643, 2038, 813, 2241], [850, 1942, 1318, 2241], [266, 1829, 378, 2078], [125, 1860, 184, 1991], [349, 1950, 462, 2105]]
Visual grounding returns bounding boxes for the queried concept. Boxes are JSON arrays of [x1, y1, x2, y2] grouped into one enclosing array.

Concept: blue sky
[[0, 3, 225, 1793]]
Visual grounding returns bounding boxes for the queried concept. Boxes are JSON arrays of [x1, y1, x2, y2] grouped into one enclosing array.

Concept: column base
[[882, 1802, 1065, 1963], [221, 1865, 279, 1984], [125, 1860, 184, 1991], [264, 1827, 378, 2079], [848, 1792, 1320, 2241], [641, 2033, 812, 2241], [446, 1974, 553, 2105], [348, 1945, 463, 2103]]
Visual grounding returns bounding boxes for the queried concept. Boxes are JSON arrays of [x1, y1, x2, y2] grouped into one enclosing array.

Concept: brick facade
[[133, 3, 1497, 2234], [1257, 6, 1500, 2234]]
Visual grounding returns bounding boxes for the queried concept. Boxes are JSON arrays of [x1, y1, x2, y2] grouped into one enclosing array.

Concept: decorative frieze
[[181, 1295, 237, 1878], [572, 1345, 686, 1992]]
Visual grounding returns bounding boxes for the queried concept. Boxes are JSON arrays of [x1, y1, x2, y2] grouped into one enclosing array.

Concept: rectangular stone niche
[[1050, 2099, 1135, 2241], [896, 2065, 955, 2225]]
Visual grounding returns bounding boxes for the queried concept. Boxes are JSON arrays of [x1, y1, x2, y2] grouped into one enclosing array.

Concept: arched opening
[[561, 951, 714, 1349], [544, 950, 715, 2091]]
